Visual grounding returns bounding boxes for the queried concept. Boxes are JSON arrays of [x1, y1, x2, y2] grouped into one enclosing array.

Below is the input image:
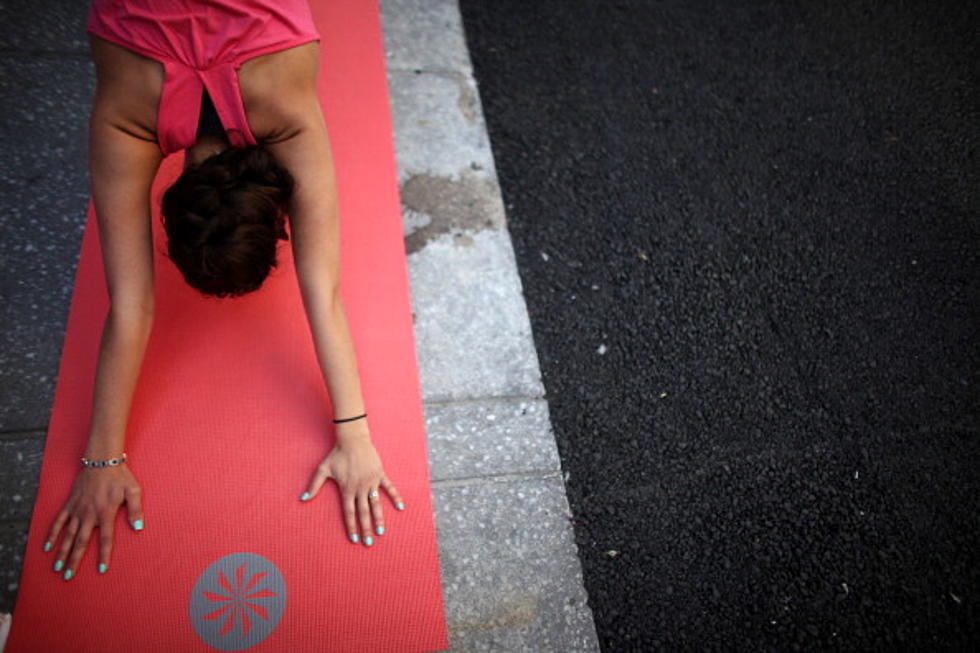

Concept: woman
[[41, 0, 404, 581]]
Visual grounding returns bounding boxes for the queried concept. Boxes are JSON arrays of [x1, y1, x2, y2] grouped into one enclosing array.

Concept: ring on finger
[[368, 489, 379, 499]]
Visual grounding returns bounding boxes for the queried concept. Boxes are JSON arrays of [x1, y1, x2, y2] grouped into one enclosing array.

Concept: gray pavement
[[0, 1, 599, 650]]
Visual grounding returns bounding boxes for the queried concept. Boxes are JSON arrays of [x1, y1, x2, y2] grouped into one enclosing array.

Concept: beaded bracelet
[[80, 452, 127, 468], [332, 412, 367, 424]]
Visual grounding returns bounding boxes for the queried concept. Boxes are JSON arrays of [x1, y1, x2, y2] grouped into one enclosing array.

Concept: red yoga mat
[[5, 1, 449, 651]]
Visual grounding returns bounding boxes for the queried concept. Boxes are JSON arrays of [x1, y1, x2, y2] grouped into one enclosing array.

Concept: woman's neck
[[184, 134, 230, 168]]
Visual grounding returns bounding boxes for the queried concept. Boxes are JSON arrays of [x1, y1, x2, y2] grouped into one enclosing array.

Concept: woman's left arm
[[265, 100, 405, 546]]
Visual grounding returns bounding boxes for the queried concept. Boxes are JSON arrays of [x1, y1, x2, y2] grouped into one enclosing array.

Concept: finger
[[368, 488, 384, 536], [65, 517, 97, 580], [379, 475, 405, 511], [342, 492, 359, 544], [357, 492, 373, 547], [98, 512, 115, 574], [301, 464, 332, 502], [125, 484, 144, 531], [54, 515, 79, 575], [43, 507, 72, 553]]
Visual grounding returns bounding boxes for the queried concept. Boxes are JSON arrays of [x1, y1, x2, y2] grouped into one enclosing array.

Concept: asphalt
[[458, 0, 979, 649]]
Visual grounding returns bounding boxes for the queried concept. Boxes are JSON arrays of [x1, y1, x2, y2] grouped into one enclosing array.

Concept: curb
[[380, 1, 599, 649]]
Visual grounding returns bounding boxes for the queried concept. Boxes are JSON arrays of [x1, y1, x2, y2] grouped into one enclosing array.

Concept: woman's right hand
[[42, 463, 144, 580]]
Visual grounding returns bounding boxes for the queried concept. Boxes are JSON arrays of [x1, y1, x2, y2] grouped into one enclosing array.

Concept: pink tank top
[[85, 0, 321, 156]]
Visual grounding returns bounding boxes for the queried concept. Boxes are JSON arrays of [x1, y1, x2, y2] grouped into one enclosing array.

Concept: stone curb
[[380, 1, 599, 650]]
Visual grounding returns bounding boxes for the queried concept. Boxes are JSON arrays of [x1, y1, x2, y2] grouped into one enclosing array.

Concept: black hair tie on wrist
[[333, 412, 367, 424]]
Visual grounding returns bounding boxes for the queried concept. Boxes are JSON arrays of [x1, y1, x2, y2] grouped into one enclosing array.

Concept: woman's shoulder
[[88, 33, 163, 142], [238, 41, 322, 145]]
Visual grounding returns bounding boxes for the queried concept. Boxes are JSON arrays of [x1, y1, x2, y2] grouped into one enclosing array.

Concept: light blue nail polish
[[63, 569, 73, 581], [349, 533, 359, 544], [99, 563, 107, 574], [132, 519, 144, 531], [54, 560, 64, 572], [300, 492, 310, 501], [364, 536, 373, 547], [43, 541, 52, 552], [396, 502, 405, 510], [376, 526, 384, 536]]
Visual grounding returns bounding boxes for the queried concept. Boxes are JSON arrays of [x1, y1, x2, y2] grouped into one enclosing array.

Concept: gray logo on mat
[[189, 552, 286, 650]]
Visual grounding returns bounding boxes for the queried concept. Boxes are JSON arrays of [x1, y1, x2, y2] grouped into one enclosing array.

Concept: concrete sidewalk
[[0, 0, 598, 650]]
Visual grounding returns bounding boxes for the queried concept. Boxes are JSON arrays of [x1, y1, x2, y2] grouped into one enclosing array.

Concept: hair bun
[[161, 145, 295, 298]]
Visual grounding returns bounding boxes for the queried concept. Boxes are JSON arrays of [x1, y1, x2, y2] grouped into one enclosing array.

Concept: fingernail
[[54, 560, 64, 572], [375, 526, 384, 536], [300, 492, 310, 501], [63, 569, 73, 581], [99, 563, 108, 574], [43, 541, 52, 552], [364, 536, 373, 547], [396, 502, 405, 510], [132, 519, 144, 531], [349, 533, 359, 544]]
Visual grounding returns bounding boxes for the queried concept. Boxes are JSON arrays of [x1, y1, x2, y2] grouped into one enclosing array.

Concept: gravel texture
[[458, 0, 979, 649]]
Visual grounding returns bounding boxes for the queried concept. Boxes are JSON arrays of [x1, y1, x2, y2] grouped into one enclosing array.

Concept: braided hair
[[161, 145, 294, 298]]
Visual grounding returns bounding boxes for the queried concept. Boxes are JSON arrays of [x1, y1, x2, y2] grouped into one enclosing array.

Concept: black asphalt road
[[458, 1, 978, 649]]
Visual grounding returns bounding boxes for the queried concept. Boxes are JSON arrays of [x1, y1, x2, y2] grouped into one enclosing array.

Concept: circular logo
[[189, 553, 286, 651]]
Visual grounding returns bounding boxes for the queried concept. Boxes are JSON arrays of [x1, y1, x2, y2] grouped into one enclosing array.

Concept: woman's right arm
[[83, 102, 162, 458], [41, 75, 163, 579]]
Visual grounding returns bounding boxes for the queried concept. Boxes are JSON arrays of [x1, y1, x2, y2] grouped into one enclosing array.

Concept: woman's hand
[[42, 463, 144, 580], [300, 428, 405, 547]]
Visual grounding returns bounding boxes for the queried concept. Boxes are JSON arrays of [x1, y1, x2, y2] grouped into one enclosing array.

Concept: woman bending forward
[[41, 0, 403, 581]]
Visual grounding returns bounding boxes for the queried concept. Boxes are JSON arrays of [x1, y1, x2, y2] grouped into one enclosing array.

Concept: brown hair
[[161, 145, 294, 298]]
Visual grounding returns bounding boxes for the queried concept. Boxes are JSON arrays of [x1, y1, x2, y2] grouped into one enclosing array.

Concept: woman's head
[[161, 145, 293, 298]]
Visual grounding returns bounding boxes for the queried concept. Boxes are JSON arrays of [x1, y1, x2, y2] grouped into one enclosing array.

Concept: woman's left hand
[[300, 427, 405, 546]]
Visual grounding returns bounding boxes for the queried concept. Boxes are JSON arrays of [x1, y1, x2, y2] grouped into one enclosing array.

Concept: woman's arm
[[85, 85, 163, 458], [46, 282, 151, 578], [271, 120, 370, 444], [270, 115, 407, 542], [259, 50, 370, 444], [39, 71, 162, 580], [256, 43, 404, 545]]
